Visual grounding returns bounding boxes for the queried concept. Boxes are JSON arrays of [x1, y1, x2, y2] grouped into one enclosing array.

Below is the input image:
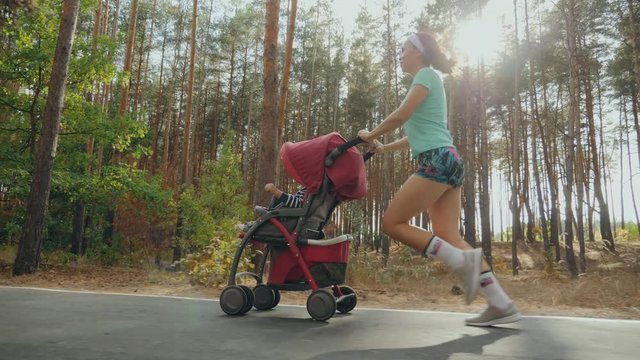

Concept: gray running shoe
[[465, 303, 522, 327], [454, 249, 482, 305]]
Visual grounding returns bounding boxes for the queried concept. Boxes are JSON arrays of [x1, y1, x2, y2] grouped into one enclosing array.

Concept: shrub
[[179, 133, 253, 285]]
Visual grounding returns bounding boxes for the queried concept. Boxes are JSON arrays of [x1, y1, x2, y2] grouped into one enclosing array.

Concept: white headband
[[408, 34, 425, 55]]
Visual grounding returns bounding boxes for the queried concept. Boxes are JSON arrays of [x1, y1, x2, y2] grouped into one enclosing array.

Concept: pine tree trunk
[[521, 110, 535, 243], [583, 63, 615, 251], [150, 26, 167, 175], [562, 0, 580, 277], [13, 0, 80, 275], [71, 199, 85, 255], [625, 103, 640, 232], [277, 0, 297, 145], [117, 0, 138, 131], [104, 0, 139, 246], [182, 0, 197, 187], [227, 42, 235, 129], [304, 0, 320, 139], [619, 102, 626, 230], [173, 0, 198, 263], [526, 4, 550, 250], [71, 1, 106, 253], [256, 0, 280, 207], [575, 143, 586, 273], [628, 0, 640, 131], [511, 0, 521, 275], [479, 59, 492, 263]]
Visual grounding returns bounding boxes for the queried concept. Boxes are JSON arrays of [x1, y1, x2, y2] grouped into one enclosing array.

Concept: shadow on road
[[305, 327, 521, 360]]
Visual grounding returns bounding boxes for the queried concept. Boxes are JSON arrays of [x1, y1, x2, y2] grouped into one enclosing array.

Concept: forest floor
[[1, 241, 639, 320]]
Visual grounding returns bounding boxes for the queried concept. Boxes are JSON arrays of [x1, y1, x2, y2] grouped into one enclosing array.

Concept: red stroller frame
[[219, 135, 372, 321]]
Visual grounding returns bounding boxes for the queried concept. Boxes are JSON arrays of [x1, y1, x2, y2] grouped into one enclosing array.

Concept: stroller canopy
[[280, 132, 367, 201]]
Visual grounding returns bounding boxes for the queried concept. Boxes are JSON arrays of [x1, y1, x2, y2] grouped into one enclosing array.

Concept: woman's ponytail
[[416, 32, 455, 74], [432, 52, 455, 74]]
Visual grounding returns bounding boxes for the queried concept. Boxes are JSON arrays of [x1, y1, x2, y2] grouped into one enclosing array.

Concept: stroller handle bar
[[325, 136, 374, 167]]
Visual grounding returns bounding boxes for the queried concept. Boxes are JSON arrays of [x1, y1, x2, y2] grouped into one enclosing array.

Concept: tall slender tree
[[256, 0, 280, 206], [13, 0, 80, 275], [562, 0, 580, 277], [173, 0, 198, 263]]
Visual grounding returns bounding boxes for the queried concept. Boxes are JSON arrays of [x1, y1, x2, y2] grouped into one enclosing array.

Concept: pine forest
[[1, 0, 639, 300]]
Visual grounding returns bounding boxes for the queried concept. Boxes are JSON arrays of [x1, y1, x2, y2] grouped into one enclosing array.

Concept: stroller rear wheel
[[220, 286, 250, 315], [272, 288, 281, 308], [239, 285, 254, 314], [307, 289, 336, 321], [336, 285, 357, 314], [253, 284, 277, 311]]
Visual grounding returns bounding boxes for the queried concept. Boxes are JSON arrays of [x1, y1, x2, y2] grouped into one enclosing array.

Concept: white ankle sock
[[479, 271, 512, 310], [424, 236, 465, 269]]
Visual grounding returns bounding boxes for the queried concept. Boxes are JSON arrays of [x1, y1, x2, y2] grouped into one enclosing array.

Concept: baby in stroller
[[220, 132, 371, 321], [235, 183, 307, 233]]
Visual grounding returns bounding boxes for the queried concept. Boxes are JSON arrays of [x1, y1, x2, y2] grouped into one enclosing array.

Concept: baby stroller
[[219, 132, 372, 321]]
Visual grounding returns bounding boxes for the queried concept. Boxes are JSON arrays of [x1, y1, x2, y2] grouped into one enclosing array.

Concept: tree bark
[[628, 0, 640, 124], [277, 0, 297, 145], [562, 0, 580, 277], [478, 59, 492, 263], [182, 0, 197, 188], [462, 68, 477, 248], [117, 0, 139, 125], [13, 0, 80, 275], [150, 25, 167, 175], [304, 0, 321, 139], [511, 0, 521, 275], [625, 102, 640, 232], [173, 0, 198, 263], [583, 61, 615, 251], [526, 0, 549, 251], [256, 0, 280, 207]]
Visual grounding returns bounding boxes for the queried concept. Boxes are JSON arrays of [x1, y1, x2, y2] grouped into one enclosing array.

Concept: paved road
[[1, 286, 638, 360]]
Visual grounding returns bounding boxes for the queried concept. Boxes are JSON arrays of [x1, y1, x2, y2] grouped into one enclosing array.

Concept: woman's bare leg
[[430, 187, 521, 325], [429, 187, 491, 272], [381, 175, 450, 251]]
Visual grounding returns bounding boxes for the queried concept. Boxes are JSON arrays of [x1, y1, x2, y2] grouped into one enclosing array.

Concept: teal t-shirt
[[403, 67, 453, 158]]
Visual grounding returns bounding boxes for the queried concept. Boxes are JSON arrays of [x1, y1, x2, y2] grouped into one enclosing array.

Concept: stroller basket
[[269, 239, 350, 289]]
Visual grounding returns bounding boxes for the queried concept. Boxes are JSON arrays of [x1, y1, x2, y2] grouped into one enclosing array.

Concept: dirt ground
[[1, 242, 639, 320]]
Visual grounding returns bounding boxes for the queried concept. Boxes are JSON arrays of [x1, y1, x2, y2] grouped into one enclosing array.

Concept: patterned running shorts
[[415, 146, 465, 188]]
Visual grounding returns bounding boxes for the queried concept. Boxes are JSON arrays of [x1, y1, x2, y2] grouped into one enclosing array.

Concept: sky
[[326, 0, 512, 65], [324, 0, 640, 235]]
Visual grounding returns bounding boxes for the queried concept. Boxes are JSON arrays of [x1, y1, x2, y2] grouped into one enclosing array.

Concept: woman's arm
[[377, 137, 409, 153], [362, 84, 429, 141]]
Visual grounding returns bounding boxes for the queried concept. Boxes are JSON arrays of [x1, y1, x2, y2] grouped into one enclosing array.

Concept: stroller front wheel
[[238, 285, 255, 314], [253, 284, 277, 311], [307, 289, 337, 321], [220, 285, 251, 315]]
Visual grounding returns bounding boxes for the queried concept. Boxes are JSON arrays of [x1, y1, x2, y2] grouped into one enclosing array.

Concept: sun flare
[[453, 9, 509, 66]]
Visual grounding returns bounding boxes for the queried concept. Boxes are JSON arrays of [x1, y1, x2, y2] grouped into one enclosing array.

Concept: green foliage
[[86, 242, 122, 267], [616, 224, 640, 242], [42, 250, 79, 265], [0, 0, 157, 252], [180, 133, 253, 285]]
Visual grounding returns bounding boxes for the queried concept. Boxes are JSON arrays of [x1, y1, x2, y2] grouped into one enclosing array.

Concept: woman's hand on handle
[[358, 129, 385, 153], [357, 129, 373, 143], [369, 139, 385, 153]]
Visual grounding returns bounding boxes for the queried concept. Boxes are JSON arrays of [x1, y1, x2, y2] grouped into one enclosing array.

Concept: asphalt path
[[1, 286, 639, 360]]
